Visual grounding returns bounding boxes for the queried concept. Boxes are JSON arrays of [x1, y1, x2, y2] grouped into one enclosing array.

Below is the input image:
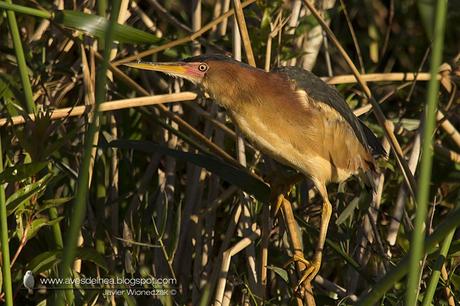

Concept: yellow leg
[[286, 183, 332, 290]]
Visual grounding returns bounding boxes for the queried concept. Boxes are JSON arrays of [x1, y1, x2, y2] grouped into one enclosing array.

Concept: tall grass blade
[[0, 136, 13, 306], [4, 0, 36, 113], [0, 1, 51, 18], [0, 2, 160, 44], [421, 228, 455, 306], [57, 1, 121, 304], [406, 0, 448, 305], [55, 10, 161, 44]]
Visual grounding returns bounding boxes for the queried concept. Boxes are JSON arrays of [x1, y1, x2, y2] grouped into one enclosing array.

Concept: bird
[[23, 270, 35, 295], [124, 54, 385, 289]]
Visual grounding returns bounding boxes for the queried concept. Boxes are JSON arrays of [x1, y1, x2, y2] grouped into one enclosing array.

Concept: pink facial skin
[[184, 63, 207, 82]]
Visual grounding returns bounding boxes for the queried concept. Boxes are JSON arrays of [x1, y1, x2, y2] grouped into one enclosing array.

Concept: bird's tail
[[358, 169, 380, 199]]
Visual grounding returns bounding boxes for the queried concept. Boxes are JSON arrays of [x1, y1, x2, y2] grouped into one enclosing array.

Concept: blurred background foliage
[[0, 0, 459, 305]]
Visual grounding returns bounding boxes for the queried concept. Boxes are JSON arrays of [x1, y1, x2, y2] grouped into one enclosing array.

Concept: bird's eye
[[198, 63, 208, 72]]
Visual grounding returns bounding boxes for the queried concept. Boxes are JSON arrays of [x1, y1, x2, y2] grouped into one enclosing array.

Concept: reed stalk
[[0, 136, 13, 306], [406, 0, 448, 304], [4, 0, 36, 113], [57, 1, 121, 304]]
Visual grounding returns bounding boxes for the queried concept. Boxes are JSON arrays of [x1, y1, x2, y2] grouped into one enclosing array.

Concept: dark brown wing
[[273, 66, 386, 158]]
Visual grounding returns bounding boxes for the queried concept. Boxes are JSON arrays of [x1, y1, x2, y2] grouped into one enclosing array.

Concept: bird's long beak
[[124, 61, 205, 84], [124, 62, 188, 75]]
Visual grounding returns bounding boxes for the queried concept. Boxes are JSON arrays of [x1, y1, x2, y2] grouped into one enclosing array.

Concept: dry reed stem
[[441, 265, 456, 306], [0, 93, 197, 126], [192, 0, 201, 56], [239, 200, 259, 297], [265, 13, 289, 71], [219, 0, 231, 36], [298, 6, 325, 70], [214, 224, 261, 305], [283, 0, 303, 65], [302, 0, 417, 197], [209, 201, 243, 298], [323, 72, 436, 84], [339, 0, 365, 74], [386, 132, 421, 246], [210, 0, 223, 34], [232, 0, 256, 67], [113, 0, 256, 66], [259, 203, 270, 301], [131, 1, 161, 36]]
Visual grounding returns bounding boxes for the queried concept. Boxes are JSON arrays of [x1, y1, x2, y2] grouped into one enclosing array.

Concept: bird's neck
[[206, 68, 275, 112]]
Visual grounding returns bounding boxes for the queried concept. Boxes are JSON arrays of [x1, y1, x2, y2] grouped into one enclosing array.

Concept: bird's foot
[[285, 254, 320, 293]]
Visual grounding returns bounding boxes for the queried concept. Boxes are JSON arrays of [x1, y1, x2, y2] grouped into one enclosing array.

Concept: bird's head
[[124, 55, 262, 109]]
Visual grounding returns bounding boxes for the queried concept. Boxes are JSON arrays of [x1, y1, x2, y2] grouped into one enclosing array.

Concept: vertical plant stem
[[57, 1, 121, 304], [406, 1, 447, 305], [421, 228, 455, 306], [232, 0, 255, 67], [0, 136, 13, 306], [192, 0, 202, 55], [5, 0, 36, 113], [48, 208, 64, 248], [97, 0, 108, 17]]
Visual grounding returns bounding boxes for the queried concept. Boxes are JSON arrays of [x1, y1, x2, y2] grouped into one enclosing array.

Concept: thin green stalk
[[4, 0, 36, 114], [97, 0, 107, 47], [48, 207, 64, 248], [47, 208, 63, 306], [0, 136, 13, 306], [57, 1, 121, 304], [421, 229, 455, 306], [0, 1, 51, 19], [97, 0, 108, 17], [356, 197, 460, 305], [406, 1, 448, 305]]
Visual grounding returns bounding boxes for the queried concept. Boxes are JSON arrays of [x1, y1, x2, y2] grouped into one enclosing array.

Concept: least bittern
[[125, 55, 385, 291]]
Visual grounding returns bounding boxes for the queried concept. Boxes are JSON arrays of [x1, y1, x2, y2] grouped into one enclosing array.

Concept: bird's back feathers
[[273, 66, 386, 159]]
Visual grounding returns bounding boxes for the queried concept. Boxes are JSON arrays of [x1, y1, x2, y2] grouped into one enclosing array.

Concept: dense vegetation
[[0, 0, 459, 305]]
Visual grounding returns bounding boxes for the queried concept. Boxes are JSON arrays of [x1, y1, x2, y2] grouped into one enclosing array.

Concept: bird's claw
[[285, 254, 320, 293], [272, 194, 284, 216]]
